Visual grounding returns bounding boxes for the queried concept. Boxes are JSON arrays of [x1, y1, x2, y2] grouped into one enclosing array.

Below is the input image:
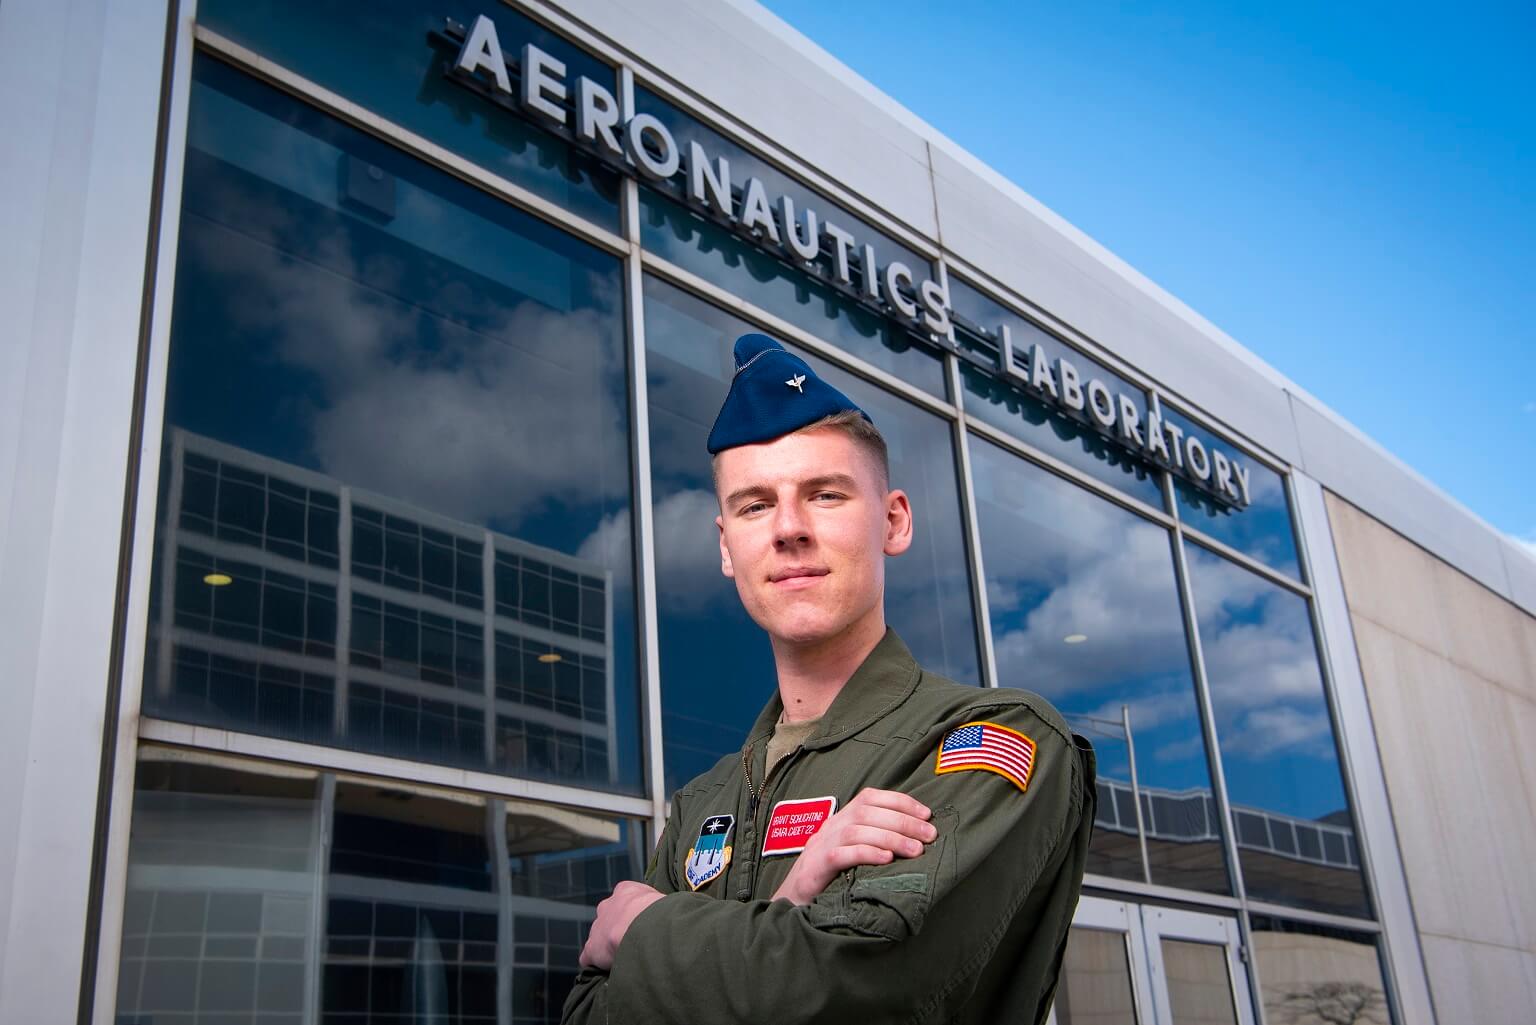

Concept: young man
[[561, 333, 1095, 1024]]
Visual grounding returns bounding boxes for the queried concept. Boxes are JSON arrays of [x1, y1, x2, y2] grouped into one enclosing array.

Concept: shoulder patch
[[935, 720, 1037, 792], [684, 814, 734, 891]]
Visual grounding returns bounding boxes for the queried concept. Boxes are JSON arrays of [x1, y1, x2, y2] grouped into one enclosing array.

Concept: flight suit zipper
[[743, 747, 759, 818], [742, 741, 805, 898]]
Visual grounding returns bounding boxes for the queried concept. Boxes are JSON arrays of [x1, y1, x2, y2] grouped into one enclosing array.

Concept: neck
[[770, 608, 887, 724]]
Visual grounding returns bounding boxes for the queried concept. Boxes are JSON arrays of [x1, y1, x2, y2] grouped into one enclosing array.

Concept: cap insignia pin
[[786, 373, 806, 393]]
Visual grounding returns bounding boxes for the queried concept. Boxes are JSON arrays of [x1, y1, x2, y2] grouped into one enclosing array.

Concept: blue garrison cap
[[706, 333, 870, 454]]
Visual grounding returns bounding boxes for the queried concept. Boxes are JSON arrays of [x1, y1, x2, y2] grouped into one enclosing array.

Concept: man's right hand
[[771, 788, 936, 906]]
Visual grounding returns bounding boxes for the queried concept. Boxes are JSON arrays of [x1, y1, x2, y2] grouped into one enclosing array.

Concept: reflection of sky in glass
[[949, 278, 1165, 507], [1165, 407, 1300, 579], [971, 437, 1226, 892], [639, 188, 947, 398], [199, 0, 621, 226], [1186, 542, 1368, 916], [151, 59, 643, 792], [644, 277, 980, 791]]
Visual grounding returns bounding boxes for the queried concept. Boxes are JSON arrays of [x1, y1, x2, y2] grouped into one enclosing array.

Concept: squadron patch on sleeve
[[935, 720, 1037, 793], [684, 814, 734, 891]]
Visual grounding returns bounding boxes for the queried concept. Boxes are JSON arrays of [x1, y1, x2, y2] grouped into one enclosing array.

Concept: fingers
[[849, 787, 931, 820], [822, 843, 897, 873], [844, 824, 928, 858], [850, 805, 938, 845]]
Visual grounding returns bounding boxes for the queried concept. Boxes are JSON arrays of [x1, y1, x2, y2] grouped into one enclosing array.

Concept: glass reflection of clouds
[[198, 0, 623, 226], [1185, 543, 1370, 918], [1165, 407, 1300, 579], [145, 57, 642, 793], [642, 276, 980, 791], [970, 436, 1228, 894]]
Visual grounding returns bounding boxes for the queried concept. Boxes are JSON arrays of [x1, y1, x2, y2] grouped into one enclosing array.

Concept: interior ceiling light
[[1063, 633, 1088, 645], [203, 573, 233, 587], [537, 652, 563, 663]]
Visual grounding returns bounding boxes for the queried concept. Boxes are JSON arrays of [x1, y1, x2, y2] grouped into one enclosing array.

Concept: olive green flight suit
[[561, 629, 1096, 1024]]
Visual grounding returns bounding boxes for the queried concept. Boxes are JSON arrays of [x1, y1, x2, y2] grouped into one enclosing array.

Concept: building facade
[[2, 1, 1533, 1023]]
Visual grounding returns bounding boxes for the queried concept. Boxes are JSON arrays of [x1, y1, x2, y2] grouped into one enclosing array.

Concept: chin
[[754, 602, 860, 647]]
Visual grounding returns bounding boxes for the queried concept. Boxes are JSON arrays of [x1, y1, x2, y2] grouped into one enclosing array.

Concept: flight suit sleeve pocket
[[808, 805, 958, 942]]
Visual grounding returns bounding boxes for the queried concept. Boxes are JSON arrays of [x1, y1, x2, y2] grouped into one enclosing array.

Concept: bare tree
[[1275, 982, 1387, 1025]]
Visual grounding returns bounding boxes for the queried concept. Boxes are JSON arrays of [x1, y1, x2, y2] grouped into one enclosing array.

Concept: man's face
[[713, 427, 912, 647]]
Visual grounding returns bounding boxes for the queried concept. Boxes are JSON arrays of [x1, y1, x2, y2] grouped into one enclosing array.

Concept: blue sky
[[760, 0, 1535, 551]]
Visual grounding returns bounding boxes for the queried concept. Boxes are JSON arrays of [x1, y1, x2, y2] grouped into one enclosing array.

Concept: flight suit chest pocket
[[809, 805, 958, 941]]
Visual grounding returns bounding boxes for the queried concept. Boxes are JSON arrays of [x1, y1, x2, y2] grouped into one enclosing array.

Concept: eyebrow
[[723, 473, 861, 510]]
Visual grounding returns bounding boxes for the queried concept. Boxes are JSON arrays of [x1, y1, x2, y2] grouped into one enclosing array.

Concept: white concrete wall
[[1327, 493, 1536, 1025], [0, 0, 171, 1020]]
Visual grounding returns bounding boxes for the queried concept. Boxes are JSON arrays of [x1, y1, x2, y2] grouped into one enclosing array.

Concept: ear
[[716, 513, 735, 578], [882, 488, 913, 557]]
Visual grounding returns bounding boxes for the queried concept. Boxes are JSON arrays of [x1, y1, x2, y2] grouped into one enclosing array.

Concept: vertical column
[[304, 772, 336, 1025], [87, 1, 199, 1019], [619, 66, 669, 841], [1168, 506, 1267, 1024], [1122, 703, 1152, 884], [937, 260, 998, 689], [155, 429, 185, 699], [483, 531, 497, 768], [490, 798, 513, 1025], [333, 488, 352, 737], [1289, 472, 1437, 1025]]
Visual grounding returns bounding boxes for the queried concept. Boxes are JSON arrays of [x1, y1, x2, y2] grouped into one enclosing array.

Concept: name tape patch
[[935, 720, 1037, 792], [761, 795, 838, 856]]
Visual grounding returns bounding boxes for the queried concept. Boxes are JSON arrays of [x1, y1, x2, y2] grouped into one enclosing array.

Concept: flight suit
[[561, 629, 1096, 1024]]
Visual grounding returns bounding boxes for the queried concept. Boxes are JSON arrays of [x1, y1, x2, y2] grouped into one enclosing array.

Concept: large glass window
[[143, 57, 642, 793], [1164, 406, 1300, 579], [1185, 544, 1369, 917], [113, 749, 643, 1025], [197, 0, 621, 226], [1248, 916, 1390, 1025], [949, 278, 1165, 507], [970, 437, 1228, 894], [643, 277, 981, 791]]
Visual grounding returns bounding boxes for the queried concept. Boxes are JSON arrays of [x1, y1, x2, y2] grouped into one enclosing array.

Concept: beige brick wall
[[1325, 493, 1536, 1024]]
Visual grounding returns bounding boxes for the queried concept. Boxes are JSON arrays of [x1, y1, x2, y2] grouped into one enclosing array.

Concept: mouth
[[769, 566, 830, 585]]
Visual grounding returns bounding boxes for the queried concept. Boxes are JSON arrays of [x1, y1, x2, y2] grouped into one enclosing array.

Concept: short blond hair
[[794, 410, 889, 489], [711, 410, 890, 492]]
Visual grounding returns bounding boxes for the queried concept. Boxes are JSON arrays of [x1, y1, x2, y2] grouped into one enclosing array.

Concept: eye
[[740, 501, 768, 515], [812, 491, 845, 503]]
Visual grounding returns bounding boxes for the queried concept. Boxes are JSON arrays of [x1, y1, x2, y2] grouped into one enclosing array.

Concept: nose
[[772, 499, 812, 550]]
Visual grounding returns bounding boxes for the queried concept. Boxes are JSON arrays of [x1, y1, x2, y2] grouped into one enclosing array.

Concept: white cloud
[[188, 187, 630, 533], [988, 518, 1192, 701], [578, 487, 729, 615]]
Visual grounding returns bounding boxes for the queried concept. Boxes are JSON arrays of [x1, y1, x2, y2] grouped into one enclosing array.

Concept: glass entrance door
[[1049, 896, 1155, 1025], [1049, 900, 1254, 1025], [1142, 907, 1254, 1025]]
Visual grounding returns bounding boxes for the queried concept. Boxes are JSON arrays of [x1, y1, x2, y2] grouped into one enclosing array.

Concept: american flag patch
[[935, 720, 1037, 792]]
